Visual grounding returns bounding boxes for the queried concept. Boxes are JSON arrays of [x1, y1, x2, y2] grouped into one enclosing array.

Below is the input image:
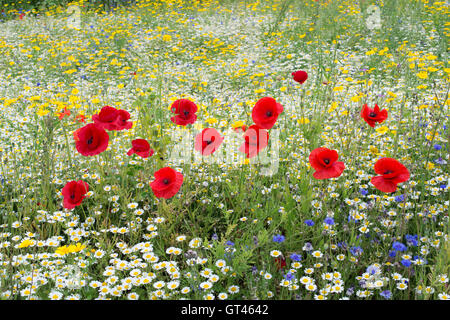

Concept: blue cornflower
[[337, 241, 348, 249], [360, 188, 368, 196], [392, 241, 407, 252], [251, 266, 258, 275], [349, 246, 363, 256], [290, 253, 302, 261], [324, 217, 335, 225], [346, 287, 355, 296], [284, 272, 295, 281], [395, 194, 405, 202], [272, 234, 285, 243], [304, 219, 315, 226], [388, 250, 397, 258], [366, 265, 380, 275], [303, 242, 313, 252], [433, 144, 442, 150], [440, 184, 447, 190], [225, 241, 235, 246], [405, 234, 418, 247], [401, 259, 412, 267], [380, 290, 392, 299]]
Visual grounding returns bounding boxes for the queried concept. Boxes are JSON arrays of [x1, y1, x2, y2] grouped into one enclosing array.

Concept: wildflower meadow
[[0, 0, 448, 302]]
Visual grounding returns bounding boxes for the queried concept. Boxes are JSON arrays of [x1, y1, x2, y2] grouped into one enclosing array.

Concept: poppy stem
[[61, 122, 75, 178]]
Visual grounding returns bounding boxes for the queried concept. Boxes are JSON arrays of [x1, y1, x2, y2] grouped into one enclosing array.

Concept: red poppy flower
[[361, 104, 388, 128], [292, 70, 308, 84], [75, 114, 86, 123], [92, 106, 119, 130], [92, 106, 133, 131], [239, 125, 269, 158], [309, 147, 345, 179], [371, 158, 410, 193], [58, 107, 71, 120], [127, 139, 154, 158], [251, 97, 284, 129], [115, 109, 133, 130], [194, 128, 224, 156], [74, 123, 109, 156], [170, 99, 198, 126], [150, 167, 184, 199], [62, 180, 89, 210]]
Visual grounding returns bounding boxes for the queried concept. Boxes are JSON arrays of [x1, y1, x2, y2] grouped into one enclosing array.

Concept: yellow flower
[[369, 145, 379, 155], [37, 108, 50, 117], [350, 95, 361, 102], [297, 117, 310, 124], [387, 92, 397, 98], [162, 34, 172, 42], [417, 71, 428, 79], [378, 47, 389, 55], [375, 126, 389, 135], [69, 243, 86, 253], [18, 239, 34, 248], [29, 95, 41, 101], [205, 118, 218, 125], [55, 245, 70, 256], [63, 69, 77, 74], [327, 102, 338, 113], [231, 120, 245, 129], [55, 243, 86, 256]]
